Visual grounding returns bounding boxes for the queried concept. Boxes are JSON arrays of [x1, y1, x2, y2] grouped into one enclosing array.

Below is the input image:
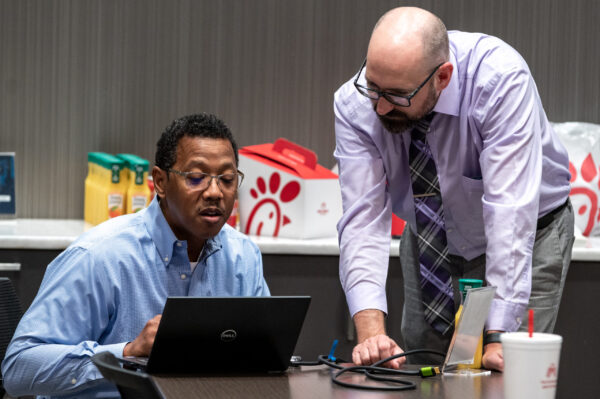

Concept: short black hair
[[155, 113, 239, 171]]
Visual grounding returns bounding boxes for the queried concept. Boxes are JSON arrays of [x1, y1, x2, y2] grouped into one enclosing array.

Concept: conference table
[[152, 364, 505, 399]]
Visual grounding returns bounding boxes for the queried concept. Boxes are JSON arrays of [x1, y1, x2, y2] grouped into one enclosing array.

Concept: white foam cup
[[501, 332, 562, 399]]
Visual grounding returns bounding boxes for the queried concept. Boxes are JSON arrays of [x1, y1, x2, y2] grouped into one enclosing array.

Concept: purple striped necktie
[[408, 113, 455, 335]]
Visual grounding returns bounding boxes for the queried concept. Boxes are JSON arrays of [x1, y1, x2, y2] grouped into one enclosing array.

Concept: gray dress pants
[[398, 201, 575, 364]]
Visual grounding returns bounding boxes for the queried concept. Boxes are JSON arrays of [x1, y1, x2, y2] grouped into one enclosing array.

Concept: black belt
[[537, 199, 569, 230]]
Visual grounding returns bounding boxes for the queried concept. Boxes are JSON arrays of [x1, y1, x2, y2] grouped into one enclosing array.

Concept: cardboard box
[[391, 213, 406, 237], [238, 138, 342, 239]]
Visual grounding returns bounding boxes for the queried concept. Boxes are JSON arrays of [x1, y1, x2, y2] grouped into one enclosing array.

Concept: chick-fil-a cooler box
[[238, 138, 342, 238]]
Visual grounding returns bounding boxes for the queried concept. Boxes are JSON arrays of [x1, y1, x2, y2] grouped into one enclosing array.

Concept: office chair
[[91, 352, 166, 399], [0, 278, 22, 399]]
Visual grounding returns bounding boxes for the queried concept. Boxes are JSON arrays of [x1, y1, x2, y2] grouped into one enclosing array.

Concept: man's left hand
[[123, 314, 162, 357], [482, 342, 503, 371]]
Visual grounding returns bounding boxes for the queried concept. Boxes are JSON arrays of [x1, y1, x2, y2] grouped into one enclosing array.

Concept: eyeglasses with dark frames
[[353, 59, 444, 107], [168, 169, 245, 192]]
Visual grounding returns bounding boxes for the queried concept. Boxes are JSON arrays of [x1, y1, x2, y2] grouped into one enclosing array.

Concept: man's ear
[[436, 62, 453, 90], [152, 166, 167, 199]]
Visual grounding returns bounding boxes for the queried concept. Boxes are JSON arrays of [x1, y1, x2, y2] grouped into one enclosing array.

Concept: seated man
[[2, 113, 270, 398]]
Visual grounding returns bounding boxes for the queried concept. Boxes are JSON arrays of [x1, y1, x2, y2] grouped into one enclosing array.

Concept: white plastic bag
[[553, 122, 600, 236]]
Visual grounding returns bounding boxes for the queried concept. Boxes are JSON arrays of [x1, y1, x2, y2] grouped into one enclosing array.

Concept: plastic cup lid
[[501, 332, 562, 345]]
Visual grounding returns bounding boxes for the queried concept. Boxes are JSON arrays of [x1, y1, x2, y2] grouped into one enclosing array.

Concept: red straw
[[528, 309, 534, 337]]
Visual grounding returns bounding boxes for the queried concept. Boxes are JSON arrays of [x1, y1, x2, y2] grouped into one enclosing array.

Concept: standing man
[[2, 113, 270, 398], [335, 7, 573, 371]]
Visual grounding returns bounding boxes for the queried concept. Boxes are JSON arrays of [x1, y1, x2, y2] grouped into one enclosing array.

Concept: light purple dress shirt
[[334, 31, 571, 332]]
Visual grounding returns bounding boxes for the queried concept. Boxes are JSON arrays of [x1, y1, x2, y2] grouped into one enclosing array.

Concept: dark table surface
[[153, 365, 505, 399]]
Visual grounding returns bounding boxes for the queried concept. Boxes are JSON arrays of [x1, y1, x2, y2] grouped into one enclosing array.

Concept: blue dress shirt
[[1, 197, 270, 398], [334, 31, 571, 333]]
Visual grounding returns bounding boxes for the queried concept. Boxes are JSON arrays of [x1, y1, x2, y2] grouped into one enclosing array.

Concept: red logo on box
[[244, 172, 301, 237], [317, 202, 329, 215]]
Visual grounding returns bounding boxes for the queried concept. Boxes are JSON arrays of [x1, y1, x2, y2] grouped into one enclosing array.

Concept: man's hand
[[482, 342, 503, 371], [352, 334, 405, 369], [352, 309, 406, 369], [123, 315, 162, 357]]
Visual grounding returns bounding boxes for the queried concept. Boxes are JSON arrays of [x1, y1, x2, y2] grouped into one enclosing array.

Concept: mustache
[[379, 110, 408, 120], [371, 103, 408, 120], [375, 108, 416, 134]]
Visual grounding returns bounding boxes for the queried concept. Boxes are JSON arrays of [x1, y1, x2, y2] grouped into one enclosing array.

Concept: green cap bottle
[[458, 278, 483, 303]]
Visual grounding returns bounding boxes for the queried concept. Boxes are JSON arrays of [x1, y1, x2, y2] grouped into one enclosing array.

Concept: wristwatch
[[483, 332, 503, 346]]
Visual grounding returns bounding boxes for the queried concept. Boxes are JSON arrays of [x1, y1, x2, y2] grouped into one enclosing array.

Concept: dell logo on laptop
[[220, 329, 237, 342]]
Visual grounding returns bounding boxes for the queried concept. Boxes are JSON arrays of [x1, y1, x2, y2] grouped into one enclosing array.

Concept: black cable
[[291, 348, 446, 391], [333, 366, 416, 390], [334, 349, 445, 391]]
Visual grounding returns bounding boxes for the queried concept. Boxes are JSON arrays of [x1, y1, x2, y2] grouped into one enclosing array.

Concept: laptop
[[122, 296, 311, 375]]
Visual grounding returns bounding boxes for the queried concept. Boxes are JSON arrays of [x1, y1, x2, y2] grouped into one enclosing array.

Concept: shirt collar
[[143, 196, 223, 266], [197, 232, 222, 263], [433, 50, 460, 117]]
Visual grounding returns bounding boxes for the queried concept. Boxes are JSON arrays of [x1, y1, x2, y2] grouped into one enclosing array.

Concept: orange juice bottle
[[84, 153, 102, 224], [86, 152, 119, 224], [116, 154, 151, 214], [88, 153, 127, 224]]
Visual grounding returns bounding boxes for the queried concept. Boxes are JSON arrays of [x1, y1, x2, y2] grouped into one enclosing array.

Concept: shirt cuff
[[345, 281, 388, 318], [96, 342, 129, 358], [485, 298, 526, 332]]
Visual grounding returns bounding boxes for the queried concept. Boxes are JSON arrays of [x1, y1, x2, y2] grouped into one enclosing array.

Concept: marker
[[328, 339, 339, 362]]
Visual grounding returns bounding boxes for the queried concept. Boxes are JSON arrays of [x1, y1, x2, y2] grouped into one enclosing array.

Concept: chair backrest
[[91, 351, 166, 399], [0, 277, 22, 397]]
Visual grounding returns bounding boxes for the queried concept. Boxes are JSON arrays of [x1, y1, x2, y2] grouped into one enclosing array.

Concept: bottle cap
[[459, 278, 483, 302]]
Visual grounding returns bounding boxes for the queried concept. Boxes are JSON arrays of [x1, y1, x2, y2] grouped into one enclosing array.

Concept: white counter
[[0, 219, 90, 250], [0, 218, 596, 261]]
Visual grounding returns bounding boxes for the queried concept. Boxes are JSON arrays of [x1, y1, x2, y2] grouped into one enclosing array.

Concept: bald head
[[362, 7, 453, 132], [368, 7, 448, 69]]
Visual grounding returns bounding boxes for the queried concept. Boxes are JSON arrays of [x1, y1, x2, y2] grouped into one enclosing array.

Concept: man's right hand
[[122, 314, 162, 357], [352, 309, 406, 369], [352, 334, 405, 369]]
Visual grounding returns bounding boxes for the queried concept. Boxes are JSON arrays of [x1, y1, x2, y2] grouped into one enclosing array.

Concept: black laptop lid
[[146, 296, 311, 374]]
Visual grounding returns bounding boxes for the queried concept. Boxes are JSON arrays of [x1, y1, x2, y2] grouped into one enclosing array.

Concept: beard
[[376, 84, 440, 134]]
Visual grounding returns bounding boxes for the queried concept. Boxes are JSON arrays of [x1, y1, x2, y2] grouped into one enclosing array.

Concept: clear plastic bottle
[[456, 278, 484, 369]]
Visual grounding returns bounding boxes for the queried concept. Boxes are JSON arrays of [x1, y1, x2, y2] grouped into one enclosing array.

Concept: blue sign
[[0, 153, 16, 216]]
